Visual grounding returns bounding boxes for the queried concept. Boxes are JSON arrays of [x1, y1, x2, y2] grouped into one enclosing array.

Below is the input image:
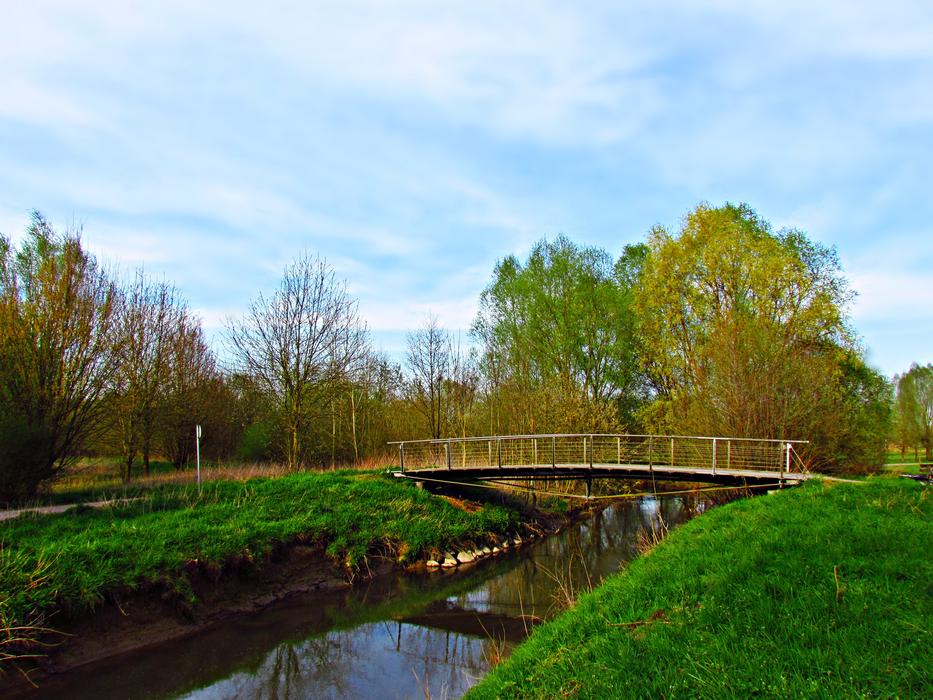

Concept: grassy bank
[[5, 458, 364, 507], [469, 479, 931, 699], [0, 471, 518, 669]]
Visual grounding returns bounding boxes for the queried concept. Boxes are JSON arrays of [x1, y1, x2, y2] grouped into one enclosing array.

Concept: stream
[[21, 492, 716, 699]]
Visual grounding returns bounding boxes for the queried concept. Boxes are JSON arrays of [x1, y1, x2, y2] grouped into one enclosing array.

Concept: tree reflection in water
[[180, 622, 498, 699], [23, 492, 734, 700], [178, 494, 723, 699]]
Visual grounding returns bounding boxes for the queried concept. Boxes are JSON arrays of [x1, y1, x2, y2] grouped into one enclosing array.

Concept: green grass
[[0, 471, 518, 665], [468, 479, 932, 699]]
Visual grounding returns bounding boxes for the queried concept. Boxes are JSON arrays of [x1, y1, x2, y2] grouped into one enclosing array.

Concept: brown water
[[21, 493, 713, 700]]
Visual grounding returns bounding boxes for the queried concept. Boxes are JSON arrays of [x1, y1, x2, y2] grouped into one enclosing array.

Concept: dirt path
[[0, 498, 140, 522]]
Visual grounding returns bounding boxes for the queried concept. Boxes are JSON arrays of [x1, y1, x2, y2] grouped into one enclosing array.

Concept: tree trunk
[[289, 424, 299, 471], [143, 439, 151, 476]]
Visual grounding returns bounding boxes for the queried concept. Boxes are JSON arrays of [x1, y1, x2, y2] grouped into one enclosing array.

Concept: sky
[[1, 1, 931, 377]]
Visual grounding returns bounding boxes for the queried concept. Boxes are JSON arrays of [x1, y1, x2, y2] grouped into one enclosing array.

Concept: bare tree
[[447, 335, 479, 441], [406, 315, 451, 440], [159, 310, 221, 469], [112, 271, 184, 481], [225, 252, 367, 469]]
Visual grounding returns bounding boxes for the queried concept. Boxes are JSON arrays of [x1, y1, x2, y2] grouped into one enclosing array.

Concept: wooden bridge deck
[[389, 433, 810, 488]]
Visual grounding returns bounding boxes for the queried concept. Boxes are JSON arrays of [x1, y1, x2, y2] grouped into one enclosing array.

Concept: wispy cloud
[[1, 1, 931, 375]]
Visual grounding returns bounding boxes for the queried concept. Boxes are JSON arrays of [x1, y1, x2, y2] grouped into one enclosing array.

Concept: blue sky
[[1, 1, 931, 376]]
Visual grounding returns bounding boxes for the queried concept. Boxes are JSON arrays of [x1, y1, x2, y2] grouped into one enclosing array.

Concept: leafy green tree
[[895, 364, 933, 460], [0, 212, 119, 500], [634, 202, 885, 471], [473, 235, 644, 433], [832, 354, 892, 469]]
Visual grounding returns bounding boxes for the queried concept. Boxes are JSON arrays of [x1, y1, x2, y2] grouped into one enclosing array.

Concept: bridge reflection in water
[[23, 495, 710, 700], [391, 433, 811, 491]]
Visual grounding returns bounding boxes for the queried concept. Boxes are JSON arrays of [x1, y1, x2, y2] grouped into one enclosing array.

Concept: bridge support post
[[712, 438, 717, 476], [782, 443, 791, 483], [585, 477, 592, 500], [446, 440, 452, 471], [399, 443, 405, 472], [617, 436, 621, 464], [497, 438, 502, 470], [589, 435, 594, 469], [551, 436, 556, 469]]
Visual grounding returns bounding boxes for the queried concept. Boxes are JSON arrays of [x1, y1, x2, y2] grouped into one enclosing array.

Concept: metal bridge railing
[[389, 433, 810, 478]]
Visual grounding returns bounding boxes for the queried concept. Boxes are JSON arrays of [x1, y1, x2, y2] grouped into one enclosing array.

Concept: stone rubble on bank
[[421, 531, 541, 571]]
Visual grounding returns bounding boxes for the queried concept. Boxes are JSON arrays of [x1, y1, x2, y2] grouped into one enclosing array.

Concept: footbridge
[[390, 433, 811, 493]]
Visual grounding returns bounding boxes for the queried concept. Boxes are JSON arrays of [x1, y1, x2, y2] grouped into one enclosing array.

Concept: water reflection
[[18, 492, 721, 700], [181, 624, 496, 700]]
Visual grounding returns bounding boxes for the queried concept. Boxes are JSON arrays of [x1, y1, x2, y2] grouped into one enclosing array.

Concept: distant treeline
[[0, 203, 915, 500]]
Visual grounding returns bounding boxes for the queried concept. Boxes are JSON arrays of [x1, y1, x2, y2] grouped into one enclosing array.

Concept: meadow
[[468, 478, 931, 699]]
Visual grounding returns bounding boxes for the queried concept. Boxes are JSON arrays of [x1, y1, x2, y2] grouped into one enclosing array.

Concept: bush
[[0, 407, 54, 503], [235, 418, 276, 462]]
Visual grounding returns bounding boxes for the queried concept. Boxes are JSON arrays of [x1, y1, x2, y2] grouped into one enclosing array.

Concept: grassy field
[[882, 448, 932, 478], [14, 457, 383, 506], [0, 470, 518, 670], [468, 478, 931, 699]]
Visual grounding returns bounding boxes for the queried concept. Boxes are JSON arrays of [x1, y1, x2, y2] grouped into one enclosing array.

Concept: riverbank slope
[[0, 470, 533, 680], [468, 478, 931, 698]]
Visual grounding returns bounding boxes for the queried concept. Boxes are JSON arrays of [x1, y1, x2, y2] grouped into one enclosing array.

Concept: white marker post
[[196, 424, 202, 488]]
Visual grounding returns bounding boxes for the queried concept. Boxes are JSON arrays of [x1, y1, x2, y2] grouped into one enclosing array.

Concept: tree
[[344, 351, 405, 459], [895, 364, 933, 460], [159, 311, 226, 469], [446, 336, 480, 442], [634, 202, 885, 470], [226, 252, 367, 469], [111, 271, 184, 481], [472, 235, 643, 433], [0, 212, 120, 500], [406, 315, 451, 440]]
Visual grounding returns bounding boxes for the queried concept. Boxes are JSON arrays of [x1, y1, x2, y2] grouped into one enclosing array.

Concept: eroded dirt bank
[[1, 503, 572, 696]]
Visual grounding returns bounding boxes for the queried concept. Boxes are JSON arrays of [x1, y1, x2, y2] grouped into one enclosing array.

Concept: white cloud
[[360, 294, 478, 333], [850, 271, 933, 323], [0, 207, 31, 241], [2, 0, 932, 378]]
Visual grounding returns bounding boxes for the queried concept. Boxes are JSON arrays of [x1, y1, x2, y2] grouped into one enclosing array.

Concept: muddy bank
[[1, 507, 568, 695], [3, 490, 717, 700], [0, 543, 353, 697]]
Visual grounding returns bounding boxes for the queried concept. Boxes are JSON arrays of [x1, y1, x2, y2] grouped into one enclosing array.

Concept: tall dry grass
[[52, 454, 397, 495]]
